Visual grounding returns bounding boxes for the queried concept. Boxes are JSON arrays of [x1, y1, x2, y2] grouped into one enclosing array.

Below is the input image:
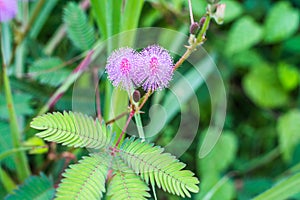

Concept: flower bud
[[199, 17, 206, 27], [133, 90, 141, 103], [213, 3, 226, 24], [190, 22, 200, 35]]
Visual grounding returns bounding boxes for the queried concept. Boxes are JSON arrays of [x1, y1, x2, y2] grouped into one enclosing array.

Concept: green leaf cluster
[[30, 112, 199, 199]]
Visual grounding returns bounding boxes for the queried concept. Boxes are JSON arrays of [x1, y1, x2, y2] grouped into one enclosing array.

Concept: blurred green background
[[0, 0, 300, 199]]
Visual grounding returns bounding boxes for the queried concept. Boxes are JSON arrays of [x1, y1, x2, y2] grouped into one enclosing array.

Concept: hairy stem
[[93, 68, 102, 121], [115, 110, 135, 147]]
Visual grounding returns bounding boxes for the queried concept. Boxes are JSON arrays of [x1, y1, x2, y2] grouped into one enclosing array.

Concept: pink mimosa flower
[[0, 0, 17, 22]]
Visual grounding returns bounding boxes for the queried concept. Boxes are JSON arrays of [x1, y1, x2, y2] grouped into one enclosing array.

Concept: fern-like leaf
[[29, 57, 70, 87], [56, 153, 109, 200], [107, 156, 151, 200], [64, 2, 95, 51], [119, 137, 200, 198], [30, 111, 111, 149], [5, 173, 54, 200]]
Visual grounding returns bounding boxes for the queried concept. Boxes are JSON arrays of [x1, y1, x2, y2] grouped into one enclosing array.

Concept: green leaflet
[[107, 156, 151, 200], [63, 2, 95, 51], [31, 113, 200, 199], [56, 154, 109, 200], [5, 173, 54, 200], [119, 137, 200, 198], [30, 111, 111, 149], [29, 57, 70, 87], [253, 173, 300, 200]]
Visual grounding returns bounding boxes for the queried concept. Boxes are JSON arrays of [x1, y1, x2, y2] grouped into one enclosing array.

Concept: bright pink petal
[[0, 0, 18, 22]]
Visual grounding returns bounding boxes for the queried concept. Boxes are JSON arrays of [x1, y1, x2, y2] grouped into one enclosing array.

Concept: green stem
[[173, 14, 211, 71], [134, 112, 145, 141], [44, 24, 66, 55], [238, 147, 280, 174], [0, 167, 16, 193], [0, 147, 35, 161], [2, 66, 30, 181], [37, 50, 93, 115], [197, 14, 211, 43], [9, 0, 46, 66], [203, 174, 232, 200]]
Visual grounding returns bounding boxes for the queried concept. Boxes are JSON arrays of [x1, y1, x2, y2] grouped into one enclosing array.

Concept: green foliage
[[2, 0, 300, 199], [119, 137, 199, 198], [31, 111, 199, 199], [277, 63, 299, 91], [107, 156, 151, 200], [196, 132, 237, 200], [196, 174, 235, 200], [253, 173, 300, 200], [29, 57, 70, 87], [198, 131, 237, 174], [243, 65, 289, 108], [238, 178, 273, 200], [0, 93, 33, 119], [63, 2, 95, 51], [29, 0, 59, 39], [30, 111, 112, 149], [5, 174, 55, 200], [0, 122, 14, 170], [284, 35, 300, 53], [277, 110, 300, 162], [226, 16, 263, 55], [263, 1, 299, 43], [223, 0, 243, 23], [56, 154, 109, 200]]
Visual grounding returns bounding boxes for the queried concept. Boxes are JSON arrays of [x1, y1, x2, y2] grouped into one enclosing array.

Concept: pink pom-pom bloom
[[106, 47, 140, 92], [137, 45, 174, 91], [0, 0, 17, 22]]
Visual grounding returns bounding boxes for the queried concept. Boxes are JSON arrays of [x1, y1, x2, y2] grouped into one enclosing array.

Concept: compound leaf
[[56, 154, 109, 200], [30, 111, 111, 149], [107, 156, 151, 200], [119, 137, 199, 198], [5, 173, 54, 200]]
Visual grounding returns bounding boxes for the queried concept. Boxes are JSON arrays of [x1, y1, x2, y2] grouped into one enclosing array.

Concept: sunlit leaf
[[198, 131, 237, 174], [223, 0, 243, 23], [277, 109, 300, 162], [243, 65, 289, 108], [226, 16, 263, 55], [263, 1, 299, 43], [278, 63, 299, 91]]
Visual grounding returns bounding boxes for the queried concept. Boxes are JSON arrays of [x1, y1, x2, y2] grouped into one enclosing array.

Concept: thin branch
[[38, 50, 94, 115], [93, 67, 102, 121], [106, 110, 130, 125], [188, 0, 194, 24], [115, 110, 135, 147]]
